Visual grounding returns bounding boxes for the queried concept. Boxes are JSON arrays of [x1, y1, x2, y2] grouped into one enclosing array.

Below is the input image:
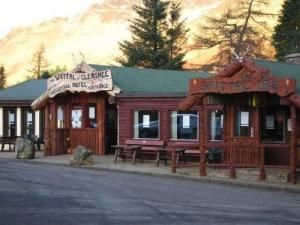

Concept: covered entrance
[[32, 62, 119, 156], [180, 58, 300, 184]]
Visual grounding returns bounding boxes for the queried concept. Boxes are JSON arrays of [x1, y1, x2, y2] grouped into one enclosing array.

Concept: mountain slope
[[0, 0, 283, 86]]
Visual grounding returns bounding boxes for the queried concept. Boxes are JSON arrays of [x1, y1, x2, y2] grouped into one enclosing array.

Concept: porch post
[[199, 103, 206, 176], [44, 105, 50, 156], [290, 105, 297, 184], [0, 107, 3, 136]]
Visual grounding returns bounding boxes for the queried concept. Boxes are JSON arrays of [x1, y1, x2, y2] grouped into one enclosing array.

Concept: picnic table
[[156, 147, 186, 167], [0, 136, 17, 152], [111, 144, 142, 164]]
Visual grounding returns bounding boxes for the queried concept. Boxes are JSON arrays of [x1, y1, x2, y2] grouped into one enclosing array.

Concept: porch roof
[[180, 58, 300, 110]]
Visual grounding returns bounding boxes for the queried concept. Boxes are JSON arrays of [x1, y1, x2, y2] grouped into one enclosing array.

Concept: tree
[[273, 0, 300, 60], [27, 44, 49, 79], [194, 0, 275, 71], [0, 64, 6, 89], [165, 1, 189, 69], [118, 0, 188, 70]]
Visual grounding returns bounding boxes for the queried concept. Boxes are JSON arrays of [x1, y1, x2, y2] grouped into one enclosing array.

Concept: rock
[[70, 145, 93, 166], [15, 136, 36, 159]]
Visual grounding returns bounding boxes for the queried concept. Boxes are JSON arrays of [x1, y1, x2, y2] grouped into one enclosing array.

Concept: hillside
[[0, 0, 283, 86]]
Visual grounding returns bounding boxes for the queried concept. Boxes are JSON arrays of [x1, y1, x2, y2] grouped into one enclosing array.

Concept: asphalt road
[[0, 158, 299, 225]]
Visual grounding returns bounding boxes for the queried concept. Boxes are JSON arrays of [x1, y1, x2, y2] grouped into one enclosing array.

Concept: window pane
[[87, 105, 97, 128], [7, 109, 16, 137], [171, 111, 198, 140], [209, 110, 223, 141], [261, 109, 285, 142], [57, 106, 64, 128], [235, 107, 250, 136], [23, 108, 34, 136], [134, 110, 159, 139], [71, 107, 83, 128]]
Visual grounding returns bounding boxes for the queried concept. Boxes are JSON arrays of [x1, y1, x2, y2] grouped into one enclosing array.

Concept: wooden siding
[[118, 97, 199, 148]]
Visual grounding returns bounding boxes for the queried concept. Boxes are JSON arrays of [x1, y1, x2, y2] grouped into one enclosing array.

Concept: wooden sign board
[[47, 70, 113, 98], [190, 76, 296, 98]]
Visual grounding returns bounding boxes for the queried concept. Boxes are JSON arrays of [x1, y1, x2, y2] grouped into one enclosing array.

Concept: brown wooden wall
[[44, 92, 106, 156], [118, 97, 199, 148]]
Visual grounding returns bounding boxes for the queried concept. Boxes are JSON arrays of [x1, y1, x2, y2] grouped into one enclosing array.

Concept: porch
[[1, 152, 298, 187]]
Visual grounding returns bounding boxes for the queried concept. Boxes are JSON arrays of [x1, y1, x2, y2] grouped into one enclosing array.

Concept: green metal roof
[[0, 79, 47, 102], [255, 59, 300, 92], [90, 65, 209, 97], [0, 61, 299, 102], [0, 66, 209, 102]]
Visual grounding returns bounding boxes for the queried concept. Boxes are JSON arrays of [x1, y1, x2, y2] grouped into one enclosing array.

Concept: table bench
[[0, 136, 17, 152], [156, 147, 186, 167], [112, 140, 164, 165]]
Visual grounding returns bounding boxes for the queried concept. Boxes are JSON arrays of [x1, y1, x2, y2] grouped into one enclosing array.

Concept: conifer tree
[[273, 0, 300, 60], [118, 0, 188, 70], [165, 1, 189, 69], [0, 64, 6, 89]]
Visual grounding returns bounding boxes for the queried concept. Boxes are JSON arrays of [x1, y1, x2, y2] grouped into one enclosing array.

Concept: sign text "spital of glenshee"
[[47, 70, 113, 98]]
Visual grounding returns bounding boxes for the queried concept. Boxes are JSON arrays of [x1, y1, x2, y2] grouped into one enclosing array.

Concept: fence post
[[259, 146, 266, 181], [229, 146, 236, 179], [171, 147, 176, 173]]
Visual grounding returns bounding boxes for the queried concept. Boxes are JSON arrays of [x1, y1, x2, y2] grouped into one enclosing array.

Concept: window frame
[[71, 105, 84, 129], [207, 108, 224, 142], [235, 106, 252, 137], [170, 110, 199, 141], [261, 107, 287, 143], [3, 107, 17, 137], [21, 107, 35, 136], [133, 109, 160, 139], [57, 105, 65, 129]]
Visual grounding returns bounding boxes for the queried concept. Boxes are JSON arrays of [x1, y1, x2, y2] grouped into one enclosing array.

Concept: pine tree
[[0, 64, 6, 89], [273, 0, 300, 60], [118, 0, 188, 70], [27, 44, 49, 79], [165, 1, 189, 69], [195, 0, 275, 71]]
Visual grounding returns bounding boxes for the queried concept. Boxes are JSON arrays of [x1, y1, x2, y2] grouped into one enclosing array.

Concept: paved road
[[0, 158, 299, 225]]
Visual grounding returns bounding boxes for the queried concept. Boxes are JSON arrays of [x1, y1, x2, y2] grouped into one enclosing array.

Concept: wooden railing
[[170, 143, 291, 181]]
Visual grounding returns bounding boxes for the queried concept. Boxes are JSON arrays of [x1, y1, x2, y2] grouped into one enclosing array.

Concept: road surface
[[0, 158, 299, 225]]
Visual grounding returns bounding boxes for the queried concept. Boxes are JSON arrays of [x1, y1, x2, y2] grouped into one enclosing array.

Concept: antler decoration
[[232, 45, 250, 63]]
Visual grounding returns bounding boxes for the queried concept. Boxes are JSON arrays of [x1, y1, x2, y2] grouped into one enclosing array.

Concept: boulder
[[15, 136, 36, 159], [70, 145, 93, 166]]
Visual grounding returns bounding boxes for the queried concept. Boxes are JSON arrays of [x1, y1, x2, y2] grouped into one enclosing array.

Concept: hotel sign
[[47, 70, 113, 98]]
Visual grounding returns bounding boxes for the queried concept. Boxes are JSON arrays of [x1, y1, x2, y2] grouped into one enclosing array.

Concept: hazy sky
[[0, 0, 103, 38]]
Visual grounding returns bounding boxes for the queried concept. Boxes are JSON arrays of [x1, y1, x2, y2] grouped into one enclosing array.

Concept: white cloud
[[0, 0, 103, 38]]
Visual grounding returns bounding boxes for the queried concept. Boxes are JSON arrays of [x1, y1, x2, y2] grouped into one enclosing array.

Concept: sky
[[0, 0, 103, 38]]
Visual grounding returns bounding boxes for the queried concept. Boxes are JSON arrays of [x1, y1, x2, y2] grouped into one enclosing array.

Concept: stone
[[15, 136, 36, 159], [70, 145, 93, 166]]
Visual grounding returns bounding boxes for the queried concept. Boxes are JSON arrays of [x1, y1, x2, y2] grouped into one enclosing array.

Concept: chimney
[[284, 53, 300, 65]]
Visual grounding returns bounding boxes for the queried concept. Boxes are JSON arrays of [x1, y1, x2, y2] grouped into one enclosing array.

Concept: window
[[71, 106, 83, 128], [57, 106, 64, 128], [171, 111, 198, 140], [4, 108, 16, 137], [208, 110, 223, 141], [235, 106, 251, 137], [261, 108, 285, 142], [87, 105, 97, 128], [134, 110, 159, 139], [22, 108, 34, 136]]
